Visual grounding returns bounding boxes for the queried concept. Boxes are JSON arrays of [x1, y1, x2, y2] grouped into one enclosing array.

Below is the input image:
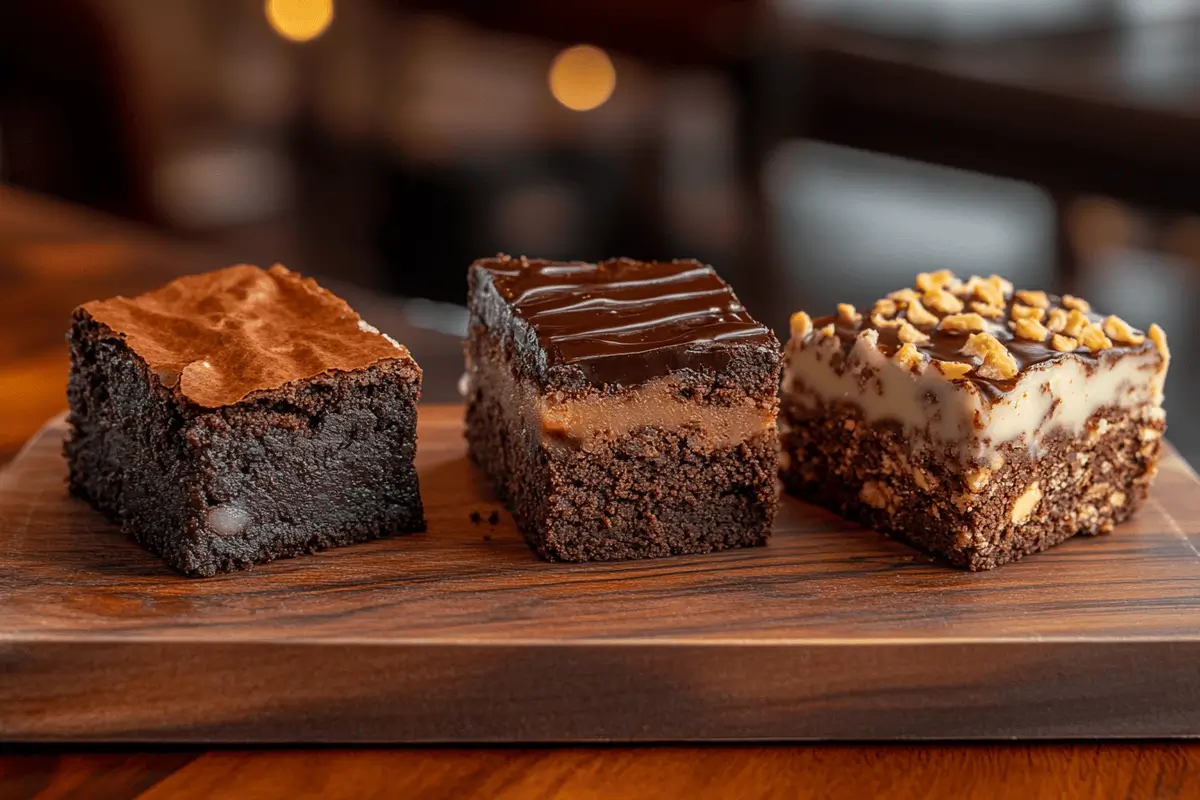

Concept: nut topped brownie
[[66, 264, 425, 577], [464, 255, 781, 561], [781, 271, 1169, 569]]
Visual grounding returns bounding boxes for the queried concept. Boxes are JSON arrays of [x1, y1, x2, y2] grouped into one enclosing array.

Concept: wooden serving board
[[3, 406, 1200, 743]]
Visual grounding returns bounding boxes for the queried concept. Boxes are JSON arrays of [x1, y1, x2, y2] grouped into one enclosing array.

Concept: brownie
[[780, 271, 1170, 569], [65, 264, 425, 577], [464, 254, 781, 562]]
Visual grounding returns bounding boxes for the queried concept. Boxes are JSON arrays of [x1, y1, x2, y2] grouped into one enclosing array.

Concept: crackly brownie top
[[80, 264, 411, 408], [476, 254, 776, 385], [791, 271, 1167, 400]]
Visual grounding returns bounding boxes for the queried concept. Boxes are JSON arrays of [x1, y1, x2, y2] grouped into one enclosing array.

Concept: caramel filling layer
[[468, 355, 775, 451], [540, 376, 775, 449]]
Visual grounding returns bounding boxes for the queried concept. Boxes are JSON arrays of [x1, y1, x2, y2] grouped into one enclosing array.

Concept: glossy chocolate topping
[[478, 255, 775, 385], [81, 264, 409, 408], [816, 291, 1154, 400]]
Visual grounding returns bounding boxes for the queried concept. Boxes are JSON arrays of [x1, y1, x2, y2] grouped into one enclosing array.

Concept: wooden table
[[3, 186, 1200, 797]]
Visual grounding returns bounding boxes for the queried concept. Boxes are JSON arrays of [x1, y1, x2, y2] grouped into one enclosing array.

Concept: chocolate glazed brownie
[[66, 264, 425, 577], [781, 272, 1169, 569], [464, 255, 782, 562]]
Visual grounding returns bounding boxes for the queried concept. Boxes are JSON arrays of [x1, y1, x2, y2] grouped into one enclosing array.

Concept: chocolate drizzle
[[479, 255, 775, 385], [816, 291, 1154, 400]]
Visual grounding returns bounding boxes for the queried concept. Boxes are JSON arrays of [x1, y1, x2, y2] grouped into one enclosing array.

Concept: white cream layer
[[782, 330, 1166, 461]]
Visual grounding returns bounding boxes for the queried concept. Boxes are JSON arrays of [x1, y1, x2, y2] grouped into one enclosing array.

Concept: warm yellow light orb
[[548, 45, 616, 112], [265, 0, 334, 43]]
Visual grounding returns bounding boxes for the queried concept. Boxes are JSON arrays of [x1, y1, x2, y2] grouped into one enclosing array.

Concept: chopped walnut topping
[[988, 274, 1014, 295], [1010, 304, 1046, 322], [970, 301, 1004, 319], [893, 342, 924, 370], [888, 288, 921, 306], [897, 320, 930, 344], [1014, 289, 1049, 308], [1046, 307, 1068, 333], [1014, 317, 1050, 342], [837, 303, 861, 324], [1103, 314, 1145, 345], [818, 323, 837, 338], [922, 288, 964, 315], [1079, 323, 1113, 352], [871, 313, 902, 329], [1110, 491, 1126, 508], [1149, 323, 1169, 362], [971, 279, 1005, 307], [1062, 294, 1090, 312], [956, 274, 1011, 301], [873, 298, 899, 318], [1062, 309, 1089, 338], [1051, 334, 1078, 352], [939, 312, 987, 334], [789, 311, 813, 339], [933, 360, 971, 380], [953, 277, 977, 298], [903, 298, 938, 327], [965, 468, 991, 493], [1011, 482, 1043, 524], [916, 270, 959, 293], [961, 332, 1019, 380]]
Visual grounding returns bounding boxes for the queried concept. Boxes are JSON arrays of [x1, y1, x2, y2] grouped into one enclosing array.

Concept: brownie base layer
[[780, 401, 1164, 570], [66, 314, 425, 577], [467, 385, 776, 561]]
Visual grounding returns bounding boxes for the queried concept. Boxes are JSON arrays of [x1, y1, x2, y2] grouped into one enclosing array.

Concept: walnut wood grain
[[4, 742, 1200, 799], [6, 743, 1197, 800], [2, 406, 1200, 742], [0, 749, 200, 799]]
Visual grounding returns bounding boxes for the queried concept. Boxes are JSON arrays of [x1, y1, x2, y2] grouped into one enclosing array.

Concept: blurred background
[[0, 0, 1197, 460]]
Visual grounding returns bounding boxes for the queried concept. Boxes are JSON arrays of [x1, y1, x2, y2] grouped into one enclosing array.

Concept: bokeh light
[[265, 0, 334, 43], [548, 45, 616, 112]]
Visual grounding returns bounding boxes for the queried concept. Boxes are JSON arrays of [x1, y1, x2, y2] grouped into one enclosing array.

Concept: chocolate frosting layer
[[477, 255, 775, 385], [81, 264, 410, 408]]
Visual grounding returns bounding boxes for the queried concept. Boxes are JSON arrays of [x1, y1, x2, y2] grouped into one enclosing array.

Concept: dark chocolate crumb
[[487, 511, 500, 525], [779, 398, 1162, 570], [483, 533, 493, 542], [470, 511, 482, 524]]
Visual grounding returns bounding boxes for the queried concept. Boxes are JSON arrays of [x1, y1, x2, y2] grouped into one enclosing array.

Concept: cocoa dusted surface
[[80, 264, 409, 408], [472, 254, 777, 388]]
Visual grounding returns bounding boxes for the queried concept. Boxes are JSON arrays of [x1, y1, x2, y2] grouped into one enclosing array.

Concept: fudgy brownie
[[781, 271, 1170, 569], [66, 264, 425, 577], [464, 255, 781, 561]]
